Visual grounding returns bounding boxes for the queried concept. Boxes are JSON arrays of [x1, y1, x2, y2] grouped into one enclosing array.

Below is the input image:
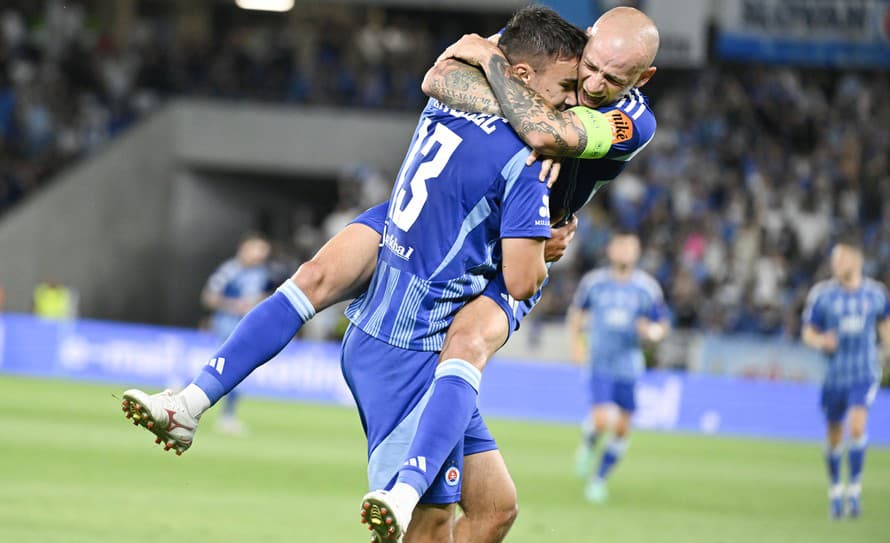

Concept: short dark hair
[[499, 6, 587, 70], [834, 231, 863, 253]]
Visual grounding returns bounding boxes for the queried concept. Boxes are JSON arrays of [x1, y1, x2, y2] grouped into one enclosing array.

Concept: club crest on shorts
[[445, 466, 461, 487]]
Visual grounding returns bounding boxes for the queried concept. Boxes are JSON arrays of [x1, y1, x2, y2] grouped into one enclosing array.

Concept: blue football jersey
[[346, 99, 552, 351], [205, 259, 272, 338], [551, 88, 657, 218], [571, 268, 667, 381], [802, 278, 890, 388]]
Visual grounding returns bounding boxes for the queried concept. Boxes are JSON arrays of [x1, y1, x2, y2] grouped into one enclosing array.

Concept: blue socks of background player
[[826, 443, 843, 486], [597, 438, 628, 480], [191, 280, 315, 407], [394, 358, 481, 498], [848, 435, 867, 486]]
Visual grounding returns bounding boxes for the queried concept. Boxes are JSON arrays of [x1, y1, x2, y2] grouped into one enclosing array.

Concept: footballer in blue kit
[[119, 6, 662, 542], [200, 233, 273, 434], [345, 24, 575, 537], [567, 232, 669, 504], [802, 240, 890, 519], [343, 95, 554, 505]]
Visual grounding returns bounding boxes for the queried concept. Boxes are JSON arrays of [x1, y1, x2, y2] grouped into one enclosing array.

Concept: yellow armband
[[568, 107, 613, 159]]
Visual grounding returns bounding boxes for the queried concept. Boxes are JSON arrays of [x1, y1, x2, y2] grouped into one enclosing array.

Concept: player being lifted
[[567, 232, 669, 504], [120, 6, 660, 542], [359, 9, 659, 541], [801, 238, 890, 519]]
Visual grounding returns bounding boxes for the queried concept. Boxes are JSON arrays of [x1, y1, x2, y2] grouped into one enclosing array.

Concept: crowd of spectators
[[540, 66, 890, 338], [2, 2, 888, 338], [0, 1, 501, 214]]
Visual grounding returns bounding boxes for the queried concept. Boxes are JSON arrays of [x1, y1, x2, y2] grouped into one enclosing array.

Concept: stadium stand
[[1, 1, 888, 340]]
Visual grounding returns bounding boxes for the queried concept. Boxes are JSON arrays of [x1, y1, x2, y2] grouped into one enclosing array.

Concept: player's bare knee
[[848, 411, 868, 438], [495, 499, 519, 531], [462, 501, 517, 542], [291, 260, 327, 309], [593, 409, 610, 431], [614, 411, 632, 437], [441, 326, 494, 370], [827, 424, 844, 447]]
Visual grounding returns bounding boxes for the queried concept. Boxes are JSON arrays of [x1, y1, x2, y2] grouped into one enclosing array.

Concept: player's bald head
[[590, 7, 659, 73], [575, 7, 659, 108]]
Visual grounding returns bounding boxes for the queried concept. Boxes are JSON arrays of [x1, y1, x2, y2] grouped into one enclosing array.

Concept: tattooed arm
[[438, 34, 608, 158], [421, 59, 503, 116]]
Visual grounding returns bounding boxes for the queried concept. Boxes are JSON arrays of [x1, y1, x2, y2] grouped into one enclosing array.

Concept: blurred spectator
[[33, 280, 77, 319]]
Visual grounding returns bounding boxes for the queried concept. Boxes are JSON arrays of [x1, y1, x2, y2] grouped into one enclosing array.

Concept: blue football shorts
[[589, 372, 637, 413], [821, 381, 878, 423], [340, 325, 497, 505]]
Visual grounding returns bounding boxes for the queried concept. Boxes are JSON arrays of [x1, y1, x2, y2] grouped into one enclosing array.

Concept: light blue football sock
[[394, 359, 481, 497], [192, 280, 315, 405]]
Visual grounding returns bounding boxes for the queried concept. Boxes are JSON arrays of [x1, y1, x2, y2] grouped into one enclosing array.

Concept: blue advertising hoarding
[[717, 0, 890, 67], [1, 314, 888, 444]]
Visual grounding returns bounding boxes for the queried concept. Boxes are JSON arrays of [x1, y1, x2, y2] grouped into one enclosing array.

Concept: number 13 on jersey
[[391, 119, 463, 232]]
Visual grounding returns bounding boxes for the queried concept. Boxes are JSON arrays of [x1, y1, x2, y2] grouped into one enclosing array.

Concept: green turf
[[0, 375, 887, 542]]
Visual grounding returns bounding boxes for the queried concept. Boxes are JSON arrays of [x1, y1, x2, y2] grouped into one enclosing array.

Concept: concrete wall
[[171, 100, 418, 175], [0, 99, 418, 325], [0, 108, 178, 323]]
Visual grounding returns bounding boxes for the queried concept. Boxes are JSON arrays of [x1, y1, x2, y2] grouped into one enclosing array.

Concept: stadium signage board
[[717, 0, 890, 67]]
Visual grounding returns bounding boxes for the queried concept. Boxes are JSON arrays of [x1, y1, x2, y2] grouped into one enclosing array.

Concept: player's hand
[[637, 317, 668, 342], [821, 332, 839, 354], [544, 216, 577, 262], [526, 150, 562, 188], [436, 33, 499, 66]]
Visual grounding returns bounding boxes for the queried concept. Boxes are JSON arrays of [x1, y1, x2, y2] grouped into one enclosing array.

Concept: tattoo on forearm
[[485, 55, 587, 156], [425, 61, 503, 116]]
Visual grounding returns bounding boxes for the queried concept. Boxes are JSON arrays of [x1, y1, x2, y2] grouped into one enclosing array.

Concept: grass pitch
[[0, 375, 887, 542]]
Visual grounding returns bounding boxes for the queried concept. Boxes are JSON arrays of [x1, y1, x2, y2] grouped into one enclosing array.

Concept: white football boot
[[121, 389, 199, 455], [360, 490, 412, 543]]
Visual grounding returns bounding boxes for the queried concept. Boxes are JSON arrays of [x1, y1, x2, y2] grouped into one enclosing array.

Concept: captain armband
[[568, 107, 614, 159]]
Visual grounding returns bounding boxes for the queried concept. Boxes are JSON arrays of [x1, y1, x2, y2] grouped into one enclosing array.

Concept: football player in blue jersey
[[200, 233, 273, 435], [120, 7, 660, 542], [343, 11, 589, 540], [429, 6, 658, 163], [567, 232, 669, 504], [802, 239, 890, 519]]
